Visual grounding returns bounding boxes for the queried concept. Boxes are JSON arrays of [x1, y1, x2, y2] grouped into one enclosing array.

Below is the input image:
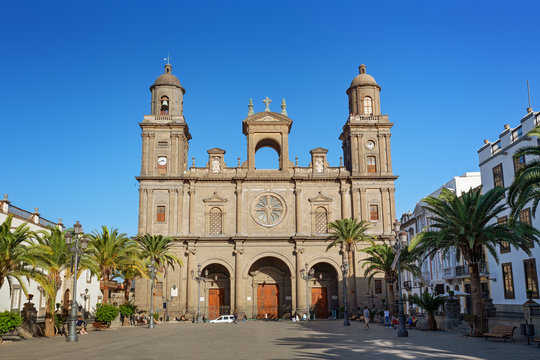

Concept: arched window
[[314, 207, 328, 234], [160, 96, 169, 115], [363, 97, 373, 115], [367, 156, 377, 173], [209, 207, 222, 235]]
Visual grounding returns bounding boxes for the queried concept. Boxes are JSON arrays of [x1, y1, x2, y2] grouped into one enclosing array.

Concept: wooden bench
[[483, 325, 516, 342], [534, 338, 540, 348], [92, 321, 108, 331]]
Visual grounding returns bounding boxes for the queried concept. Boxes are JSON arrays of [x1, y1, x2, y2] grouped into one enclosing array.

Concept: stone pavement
[[0, 321, 538, 360]]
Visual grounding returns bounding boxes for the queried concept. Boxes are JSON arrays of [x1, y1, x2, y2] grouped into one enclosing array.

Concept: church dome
[[349, 64, 379, 88], [150, 63, 184, 90]]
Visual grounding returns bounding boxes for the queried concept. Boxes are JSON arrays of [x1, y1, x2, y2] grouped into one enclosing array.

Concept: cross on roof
[[263, 97, 272, 112], [164, 53, 172, 64]]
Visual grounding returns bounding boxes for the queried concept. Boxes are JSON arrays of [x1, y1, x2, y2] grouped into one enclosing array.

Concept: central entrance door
[[311, 287, 328, 319], [208, 288, 225, 320], [257, 284, 279, 319]]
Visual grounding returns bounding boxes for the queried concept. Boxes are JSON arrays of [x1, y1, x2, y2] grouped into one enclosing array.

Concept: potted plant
[[95, 304, 119, 328]]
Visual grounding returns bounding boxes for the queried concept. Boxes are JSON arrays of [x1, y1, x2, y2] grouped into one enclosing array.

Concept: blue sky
[[1, 1, 539, 235]]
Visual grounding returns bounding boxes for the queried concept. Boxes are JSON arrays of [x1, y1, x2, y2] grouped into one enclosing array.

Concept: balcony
[[455, 262, 489, 278], [403, 280, 412, 291], [442, 267, 456, 279]]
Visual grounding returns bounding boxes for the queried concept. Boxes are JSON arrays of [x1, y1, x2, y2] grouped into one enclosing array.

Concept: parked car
[[209, 315, 235, 323]]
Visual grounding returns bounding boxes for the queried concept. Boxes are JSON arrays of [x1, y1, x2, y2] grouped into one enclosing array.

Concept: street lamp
[[147, 259, 158, 329], [299, 263, 318, 320], [393, 219, 408, 338], [65, 221, 89, 342], [191, 264, 209, 323], [341, 262, 350, 326]]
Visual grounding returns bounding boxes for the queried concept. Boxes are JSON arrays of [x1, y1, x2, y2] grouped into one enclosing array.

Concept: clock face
[[158, 157, 167, 165], [366, 140, 375, 150]]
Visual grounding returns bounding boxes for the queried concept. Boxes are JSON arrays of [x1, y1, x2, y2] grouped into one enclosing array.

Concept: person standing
[[264, 313, 268, 322], [363, 306, 370, 329], [384, 308, 390, 328]]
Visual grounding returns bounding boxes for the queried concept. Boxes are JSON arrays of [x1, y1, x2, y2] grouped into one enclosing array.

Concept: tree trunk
[[102, 279, 109, 304], [469, 263, 487, 335], [44, 297, 55, 337], [124, 279, 132, 303], [346, 246, 355, 310], [387, 283, 396, 314], [427, 311, 437, 331], [0, 276, 4, 289]]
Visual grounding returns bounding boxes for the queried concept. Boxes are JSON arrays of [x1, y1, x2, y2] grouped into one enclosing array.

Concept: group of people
[[357, 306, 417, 330]]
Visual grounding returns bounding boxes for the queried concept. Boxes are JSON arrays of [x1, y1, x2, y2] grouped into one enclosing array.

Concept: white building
[[0, 195, 103, 319], [478, 110, 540, 314], [400, 172, 484, 314]]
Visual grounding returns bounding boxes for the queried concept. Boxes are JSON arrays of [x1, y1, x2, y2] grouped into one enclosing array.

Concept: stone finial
[[359, 64, 367, 74], [3, 194, 8, 201], [33, 208, 39, 214], [192, 157, 195, 167], [340, 156, 343, 166], [237, 157, 241, 167], [527, 107, 533, 113], [295, 156, 298, 166], [247, 98, 254, 116], [281, 98, 287, 116], [504, 124, 510, 130], [262, 97, 272, 112], [484, 139, 489, 144]]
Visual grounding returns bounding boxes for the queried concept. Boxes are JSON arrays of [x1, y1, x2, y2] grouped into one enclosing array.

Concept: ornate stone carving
[[314, 157, 324, 172], [211, 156, 221, 173], [251, 193, 286, 227]]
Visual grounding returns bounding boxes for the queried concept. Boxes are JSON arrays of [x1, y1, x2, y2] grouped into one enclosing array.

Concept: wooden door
[[311, 287, 328, 319], [257, 284, 279, 319], [208, 289, 225, 320]]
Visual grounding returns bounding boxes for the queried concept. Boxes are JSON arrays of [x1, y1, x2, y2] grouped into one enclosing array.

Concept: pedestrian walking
[[363, 306, 370, 329], [384, 308, 390, 328], [264, 313, 268, 322]]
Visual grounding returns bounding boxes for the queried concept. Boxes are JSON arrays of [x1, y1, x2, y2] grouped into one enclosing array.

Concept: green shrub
[[95, 304, 119, 324], [0, 311, 22, 343], [153, 312, 159, 320], [119, 303, 136, 318]]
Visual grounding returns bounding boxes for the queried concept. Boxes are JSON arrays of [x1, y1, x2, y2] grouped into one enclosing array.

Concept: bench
[[483, 325, 516, 342], [92, 321, 108, 331], [534, 338, 540, 348]]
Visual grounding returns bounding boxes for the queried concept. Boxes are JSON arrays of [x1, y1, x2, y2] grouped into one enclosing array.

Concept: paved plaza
[[1, 321, 538, 360]]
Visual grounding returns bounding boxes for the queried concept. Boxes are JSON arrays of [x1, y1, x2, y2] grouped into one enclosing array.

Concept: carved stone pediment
[[203, 192, 228, 204], [308, 192, 333, 203]]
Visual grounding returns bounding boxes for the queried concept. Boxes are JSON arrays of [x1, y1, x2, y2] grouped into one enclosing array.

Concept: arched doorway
[[310, 262, 339, 319], [202, 264, 231, 320], [248, 257, 292, 319]]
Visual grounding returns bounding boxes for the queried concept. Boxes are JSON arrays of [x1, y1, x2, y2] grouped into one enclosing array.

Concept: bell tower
[[340, 65, 393, 176]]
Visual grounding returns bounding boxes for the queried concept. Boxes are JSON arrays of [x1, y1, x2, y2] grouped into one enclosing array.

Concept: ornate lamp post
[[300, 263, 317, 320], [147, 259, 158, 329], [393, 219, 408, 337], [191, 264, 209, 323], [65, 221, 89, 342], [341, 262, 350, 326]]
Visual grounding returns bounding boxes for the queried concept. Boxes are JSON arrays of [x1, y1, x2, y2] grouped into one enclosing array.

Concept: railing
[[39, 217, 57, 228], [442, 267, 455, 279], [455, 262, 488, 277], [8, 205, 34, 220], [403, 280, 412, 290], [155, 115, 173, 121]]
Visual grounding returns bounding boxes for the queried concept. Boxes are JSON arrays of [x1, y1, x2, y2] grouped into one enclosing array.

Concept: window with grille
[[374, 279, 382, 294], [524, 259, 539, 299], [314, 207, 328, 234], [497, 216, 510, 254], [513, 155, 525, 174], [209, 207, 223, 235], [363, 97, 373, 115], [367, 156, 377, 173], [492, 164, 504, 188], [11, 287, 21, 310], [156, 206, 166, 223], [370, 205, 379, 221], [520, 208, 534, 248], [502, 263, 515, 299]]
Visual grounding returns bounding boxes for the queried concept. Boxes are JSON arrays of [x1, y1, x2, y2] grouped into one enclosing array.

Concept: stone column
[[381, 133, 388, 174], [357, 134, 364, 175], [146, 189, 153, 234], [359, 188, 367, 222], [389, 187, 396, 226], [177, 187, 184, 235], [295, 247, 305, 315], [294, 187, 301, 235], [149, 133, 156, 174], [339, 186, 347, 219], [178, 246, 188, 313], [188, 183, 195, 235], [385, 134, 392, 173], [185, 248, 196, 314], [351, 135, 359, 173], [235, 184, 242, 235], [381, 187, 391, 234], [351, 187, 360, 220], [138, 188, 144, 235], [141, 134, 148, 175], [377, 134, 384, 174], [168, 189, 174, 234], [234, 248, 245, 316]]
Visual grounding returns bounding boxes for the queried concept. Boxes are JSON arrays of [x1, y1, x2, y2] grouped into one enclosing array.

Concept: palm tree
[[408, 290, 447, 330], [117, 262, 146, 303], [87, 226, 138, 304], [326, 218, 371, 308], [31, 227, 96, 337], [409, 187, 540, 334], [361, 238, 421, 313], [0, 215, 37, 295], [135, 234, 182, 270], [508, 125, 540, 218]]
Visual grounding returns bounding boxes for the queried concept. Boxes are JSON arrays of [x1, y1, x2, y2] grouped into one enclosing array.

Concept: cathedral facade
[[134, 63, 397, 320]]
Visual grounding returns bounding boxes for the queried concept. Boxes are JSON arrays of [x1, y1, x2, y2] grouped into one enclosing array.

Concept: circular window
[[251, 193, 286, 227]]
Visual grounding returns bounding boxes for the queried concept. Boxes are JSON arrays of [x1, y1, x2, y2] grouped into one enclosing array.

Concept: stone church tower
[[135, 63, 397, 320]]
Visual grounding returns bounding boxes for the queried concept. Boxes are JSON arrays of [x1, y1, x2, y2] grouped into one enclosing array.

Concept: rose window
[[252, 194, 285, 226]]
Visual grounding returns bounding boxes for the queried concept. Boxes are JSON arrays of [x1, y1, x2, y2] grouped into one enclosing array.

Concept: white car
[[209, 315, 235, 323]]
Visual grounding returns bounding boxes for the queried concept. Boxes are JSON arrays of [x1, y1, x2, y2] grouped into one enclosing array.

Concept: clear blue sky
[[1, 1, 539, 235]]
